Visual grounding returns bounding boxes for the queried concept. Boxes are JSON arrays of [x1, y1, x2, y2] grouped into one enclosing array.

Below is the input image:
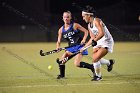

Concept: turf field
[[0, 42, 140, 93]]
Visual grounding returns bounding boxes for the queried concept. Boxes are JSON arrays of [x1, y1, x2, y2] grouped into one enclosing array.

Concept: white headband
[[82, 11, 93, 15]]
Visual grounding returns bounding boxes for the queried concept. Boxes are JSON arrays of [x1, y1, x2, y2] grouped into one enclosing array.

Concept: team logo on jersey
[[92, 30, 98, 36], [63, 31, 75, 38]]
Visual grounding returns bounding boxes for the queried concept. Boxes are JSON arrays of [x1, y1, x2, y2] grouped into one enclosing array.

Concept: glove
[[92, 40, 97, 47]]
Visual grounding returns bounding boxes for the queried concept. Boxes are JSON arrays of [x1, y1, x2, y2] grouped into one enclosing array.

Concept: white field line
[[0, 81, 140, 89]]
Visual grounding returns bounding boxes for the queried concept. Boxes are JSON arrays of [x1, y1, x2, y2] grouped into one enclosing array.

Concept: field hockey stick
[[40, 47, 66, 56], [40, 44, 82, 56], [57, 44, 92, 64]]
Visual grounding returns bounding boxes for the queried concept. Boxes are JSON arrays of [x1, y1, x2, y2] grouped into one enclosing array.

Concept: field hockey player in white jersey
[[81, 6, 115, 81]]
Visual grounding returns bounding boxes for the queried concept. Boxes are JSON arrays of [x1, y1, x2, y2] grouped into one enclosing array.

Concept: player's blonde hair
[[63, 11, 72, 17]]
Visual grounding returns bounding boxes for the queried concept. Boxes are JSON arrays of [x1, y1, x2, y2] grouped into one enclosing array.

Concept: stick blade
[[40, 50, 45, 56]]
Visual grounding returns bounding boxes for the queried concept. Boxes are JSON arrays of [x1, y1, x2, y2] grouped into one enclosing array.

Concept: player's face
[[63, 12, 71, 24], [82, 13, 90, 23]]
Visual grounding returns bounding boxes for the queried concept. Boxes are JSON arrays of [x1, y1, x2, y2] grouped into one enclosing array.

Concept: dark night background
[[0, 0, 140, 42]]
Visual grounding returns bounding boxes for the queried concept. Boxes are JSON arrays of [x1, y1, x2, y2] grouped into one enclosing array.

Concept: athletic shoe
[[56, 75, 65, 79], [107, 59, 115, 72], [91, 75, 102, 81]]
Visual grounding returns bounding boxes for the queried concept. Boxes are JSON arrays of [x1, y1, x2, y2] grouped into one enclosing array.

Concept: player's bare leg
[[94, 47, 115, 72], [74, 54, 95, 74], [91, 47, 108, 81]]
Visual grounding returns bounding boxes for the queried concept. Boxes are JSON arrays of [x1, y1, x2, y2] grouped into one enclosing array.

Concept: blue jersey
[[62, 22, 82, 46], [62, 22, 88, 55]]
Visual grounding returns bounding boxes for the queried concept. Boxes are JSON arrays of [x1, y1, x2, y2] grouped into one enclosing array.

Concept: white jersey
[[88, 18, 114, 53]]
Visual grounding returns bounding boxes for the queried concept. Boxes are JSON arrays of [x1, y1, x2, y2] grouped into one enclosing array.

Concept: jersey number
[[68, 37, 74, 43]]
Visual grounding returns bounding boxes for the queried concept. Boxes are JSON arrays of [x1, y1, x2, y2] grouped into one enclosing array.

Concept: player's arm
[[94, 18, 104, 41], [56, 27, 62, 49], [73, 23, 88, 44], [83, 28, 96, 48]]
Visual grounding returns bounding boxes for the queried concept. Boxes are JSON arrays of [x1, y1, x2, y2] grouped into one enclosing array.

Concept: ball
[[48, 65, 52, 70]]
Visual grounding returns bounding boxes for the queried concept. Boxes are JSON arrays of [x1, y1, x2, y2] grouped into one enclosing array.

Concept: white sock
[[93, 61, 101, 77], [100, 58, 110, 66]]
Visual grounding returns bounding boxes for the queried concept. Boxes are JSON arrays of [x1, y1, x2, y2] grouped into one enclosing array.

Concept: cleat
[[91, 75, 102, 81], [56, 75, 65, 79], [107, 59, 115, 72]]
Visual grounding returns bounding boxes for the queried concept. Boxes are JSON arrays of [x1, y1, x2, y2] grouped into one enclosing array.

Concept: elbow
[[99, 31, 104, 38], [101, 32, 104, 37]]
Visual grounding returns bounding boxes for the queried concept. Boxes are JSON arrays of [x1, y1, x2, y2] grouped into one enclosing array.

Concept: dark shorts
[[66, 44, 88, 55]]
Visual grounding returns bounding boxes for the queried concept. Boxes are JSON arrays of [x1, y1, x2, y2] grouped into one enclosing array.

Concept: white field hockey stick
[[57, 44, 92, 64]]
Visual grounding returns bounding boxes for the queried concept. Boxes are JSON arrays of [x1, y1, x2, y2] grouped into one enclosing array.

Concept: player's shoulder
[[73, 22, 80, 26], [94, 17, 101, 22], [58, 26, 63, 33], [73, 22, 82, 28], [94, 17, 102, 25]]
